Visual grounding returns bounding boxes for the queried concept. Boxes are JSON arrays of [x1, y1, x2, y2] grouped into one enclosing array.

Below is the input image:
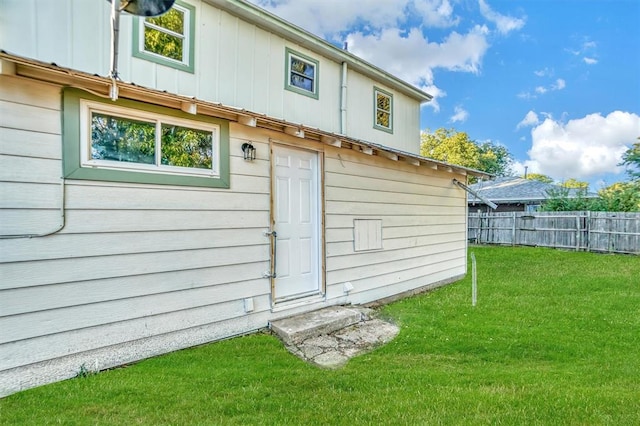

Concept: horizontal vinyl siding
[[0, 77, 273, 376], [324, 146, 468, 304], [0, 76, 63, 236]]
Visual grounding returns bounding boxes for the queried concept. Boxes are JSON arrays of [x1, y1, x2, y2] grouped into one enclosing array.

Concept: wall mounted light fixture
[[241, 142, 256, 161]]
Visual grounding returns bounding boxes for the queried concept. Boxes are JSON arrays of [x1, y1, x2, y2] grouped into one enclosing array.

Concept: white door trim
[[270, 143, 324, 304]]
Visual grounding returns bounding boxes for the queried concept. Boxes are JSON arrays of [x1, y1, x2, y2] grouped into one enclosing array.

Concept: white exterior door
[[271, 144, 321, 302]]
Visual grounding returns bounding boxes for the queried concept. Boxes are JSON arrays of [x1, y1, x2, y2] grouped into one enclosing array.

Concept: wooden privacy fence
[[468, 211, 640, 254]]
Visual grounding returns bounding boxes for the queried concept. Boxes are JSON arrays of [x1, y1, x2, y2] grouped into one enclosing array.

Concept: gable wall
[[0, 0, 423, 154]]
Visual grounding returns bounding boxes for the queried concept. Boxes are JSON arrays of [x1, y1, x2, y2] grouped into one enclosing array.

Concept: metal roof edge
[[203, 0, 432, 103], [1, 51, 488, 178]]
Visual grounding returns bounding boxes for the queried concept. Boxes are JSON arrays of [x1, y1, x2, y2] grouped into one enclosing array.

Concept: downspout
[[340, 61, 347, 135], [109, 0, 121, 100], [453, 178, 498, 210]]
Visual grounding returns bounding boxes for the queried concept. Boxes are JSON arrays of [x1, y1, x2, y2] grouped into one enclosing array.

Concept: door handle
[[263, 230, 277, 279]]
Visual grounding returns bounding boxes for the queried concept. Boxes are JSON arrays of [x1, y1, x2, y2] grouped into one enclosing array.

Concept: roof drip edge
[[0, 51, 490, 178]]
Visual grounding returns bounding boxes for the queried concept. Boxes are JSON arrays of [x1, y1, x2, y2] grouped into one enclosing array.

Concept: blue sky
[[250, 0, 640, 189]]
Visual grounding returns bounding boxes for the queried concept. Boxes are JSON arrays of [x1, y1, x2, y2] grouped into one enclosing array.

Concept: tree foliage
[[541, 181, 640, 212], [477, 141, 513, 177], [144, 7, 185, 61], [420, 128, 513, 180], [524, 173, 554, 184], [594, 181, 640, 212], [91, 113, 213, 170], [620, 142, 640, 181], [540, 187, 593, 212], [561, 178, 589, 190]]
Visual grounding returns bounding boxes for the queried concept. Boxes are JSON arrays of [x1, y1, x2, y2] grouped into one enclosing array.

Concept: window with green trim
[[285, 48, 319, 99], [374, 87, 393, 133], [132, 0, 195, 73], [63, 88, 230, 188]]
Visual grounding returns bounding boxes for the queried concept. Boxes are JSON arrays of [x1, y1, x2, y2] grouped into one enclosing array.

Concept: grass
[[1, 246, 639, 425]]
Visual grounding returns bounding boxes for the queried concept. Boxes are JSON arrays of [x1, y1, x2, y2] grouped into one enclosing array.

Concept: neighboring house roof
[[467, 176, 598, 205], [206, 0, 432, 103], [0, 51, 490, 179]]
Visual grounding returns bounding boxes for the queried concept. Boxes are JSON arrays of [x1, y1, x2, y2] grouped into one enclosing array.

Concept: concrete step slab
[[270, 306, 362, 345]]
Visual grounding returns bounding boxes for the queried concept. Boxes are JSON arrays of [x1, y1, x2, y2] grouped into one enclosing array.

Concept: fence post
[[512, 211, 516, 246]]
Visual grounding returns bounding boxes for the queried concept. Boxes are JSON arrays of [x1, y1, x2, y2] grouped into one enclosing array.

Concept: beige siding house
[[0, 0, 486, 396]]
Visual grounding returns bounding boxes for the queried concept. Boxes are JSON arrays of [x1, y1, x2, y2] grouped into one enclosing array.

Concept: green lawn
[[2, 246, 639, 425]]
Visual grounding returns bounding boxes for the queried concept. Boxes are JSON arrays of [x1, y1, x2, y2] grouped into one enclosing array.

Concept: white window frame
[[80, 100, 220, 178]]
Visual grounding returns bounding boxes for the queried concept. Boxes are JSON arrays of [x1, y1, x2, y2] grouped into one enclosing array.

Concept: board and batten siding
[[0, 75, 276, 394], [0, 0, 423, 155], [324, 147, 468, 305], [346, 74, 421, 154]]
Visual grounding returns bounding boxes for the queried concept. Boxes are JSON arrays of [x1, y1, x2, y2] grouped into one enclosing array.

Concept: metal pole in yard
[[576, 213, 580, 251], [587, 211, 591, 252], [471, 252, 477, 307]]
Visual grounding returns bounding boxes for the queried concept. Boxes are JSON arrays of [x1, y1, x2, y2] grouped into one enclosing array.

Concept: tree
[[143, 7, 185, 61], [561, 178, 589, 190], [420, 128, 513, 180], [524, 173, 554, 184], [620, 142, 640, 181], [540, 187, 593, 212], [477, 141, 513, 177], [593, 181, 640, 212], [542, 181, 640, 212]]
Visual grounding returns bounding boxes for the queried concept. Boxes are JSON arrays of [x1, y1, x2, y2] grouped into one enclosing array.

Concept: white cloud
[[414, 0, 461, 28], [511, 160, 542, 178], [526, 111, 640, 180], [478, 0, 526, 35], [450, 106, 469, 123], [249, 0, 409, 38], [521, 78, 566, 99], [516, 110, 539, 129], [517, 91, 533, 100], [346, 25, 490, 86], [566, 37, 598, 65], [420, 84, 446, 112], [534, 68, 552, 77]]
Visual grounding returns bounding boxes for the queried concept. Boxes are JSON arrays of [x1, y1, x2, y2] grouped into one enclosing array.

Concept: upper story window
[[132, 0, 195, 73], [374, 87, 393, 133], [63, 88, 230, 188], [285, 48, 319, 99]]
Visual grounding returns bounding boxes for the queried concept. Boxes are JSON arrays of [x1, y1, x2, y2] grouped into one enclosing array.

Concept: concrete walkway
[[270, 306, 400, 369]]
